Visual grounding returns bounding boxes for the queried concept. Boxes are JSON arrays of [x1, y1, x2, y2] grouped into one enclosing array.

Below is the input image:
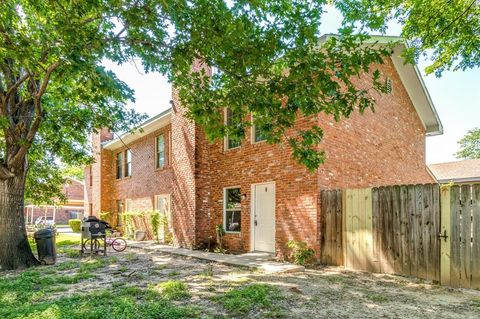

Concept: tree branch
[[36, 61, 60, 99], [0, 164, 15, 180], [5, 73, 29, 101]]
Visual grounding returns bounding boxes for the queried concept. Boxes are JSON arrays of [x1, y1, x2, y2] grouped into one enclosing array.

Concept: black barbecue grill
[[81, 216, 109, 256]]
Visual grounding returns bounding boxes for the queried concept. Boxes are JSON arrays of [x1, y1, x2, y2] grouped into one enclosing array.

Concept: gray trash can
[[34, 229, 56, 265]]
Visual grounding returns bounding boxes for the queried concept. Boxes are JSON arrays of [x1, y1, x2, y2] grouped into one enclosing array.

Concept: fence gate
[[343, 185, 440, 282], [441, 184, 480, 289], [319, 190, 343, 266]]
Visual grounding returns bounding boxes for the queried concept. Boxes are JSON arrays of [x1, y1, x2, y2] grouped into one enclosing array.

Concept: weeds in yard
[[125, 252, 138, 261], [155, 280, 191, 300], [365, 292, 390, 303], [60, 248, 81, 258], [118, 265, 129, 273], [168, 270, 180, 277], [215, 283, 283, 316], [199, 265, 214, 278], [0, 286, 197, 319], [56, 260, 80, 271]]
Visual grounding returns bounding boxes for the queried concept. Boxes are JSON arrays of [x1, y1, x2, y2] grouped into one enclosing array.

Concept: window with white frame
[[116, 152, 123, 179], [224, 187, 241, 232], [155, 194, 171, 216], [116, 200, 124, 225], [124, 149, 132, 177], [225, 109, 241, 150], [156, 135, 165, 169], [251, 114, 267, 143], [125, 199, 132, 212]]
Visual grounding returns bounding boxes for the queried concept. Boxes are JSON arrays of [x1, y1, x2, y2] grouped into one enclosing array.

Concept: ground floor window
[[155, 194, 171, 216], [116, 200, 124, 226], [224, 187, 241, 232]]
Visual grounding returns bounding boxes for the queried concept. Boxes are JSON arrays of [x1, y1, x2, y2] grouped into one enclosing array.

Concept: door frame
[[250, 181, 276, 252]]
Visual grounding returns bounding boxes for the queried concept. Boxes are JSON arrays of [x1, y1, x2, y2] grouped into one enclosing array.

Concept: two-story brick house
[[85, 39, 442, 257]]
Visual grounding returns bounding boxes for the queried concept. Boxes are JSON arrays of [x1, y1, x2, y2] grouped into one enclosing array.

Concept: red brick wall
[[88, 58, 433, 258], [194, 115, 320, 257], [193, 58, 433, 257], [171, 89, 197, 248], [317, 58, 433, 189], [111, 125, 173, 212], [87, 128, 113, 217]]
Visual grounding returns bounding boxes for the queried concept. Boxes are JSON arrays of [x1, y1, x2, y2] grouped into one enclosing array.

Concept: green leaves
[[1, 0, 401, 198], [456, 128, 480, 159], [336, 0, 480, 76]]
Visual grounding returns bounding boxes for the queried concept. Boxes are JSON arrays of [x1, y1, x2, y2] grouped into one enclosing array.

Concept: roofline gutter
[[103, 107, 172, 149]]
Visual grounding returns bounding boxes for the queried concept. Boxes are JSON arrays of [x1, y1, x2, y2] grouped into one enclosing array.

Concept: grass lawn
[[2, 244, 480, 319]]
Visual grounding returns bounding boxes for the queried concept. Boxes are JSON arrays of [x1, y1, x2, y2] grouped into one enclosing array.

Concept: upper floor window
[[116, 152, 123, 179], [252, 114, 267, 143], [225, 109, 241, 150], [156, 135, 165, 169], [124, 149, 132, 177]]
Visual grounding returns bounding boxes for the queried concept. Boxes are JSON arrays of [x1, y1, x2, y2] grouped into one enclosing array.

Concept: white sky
[[103, 6, 480, 165]]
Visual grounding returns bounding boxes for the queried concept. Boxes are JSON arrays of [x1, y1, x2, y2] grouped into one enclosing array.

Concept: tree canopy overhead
[[337, 0, 480, 76]]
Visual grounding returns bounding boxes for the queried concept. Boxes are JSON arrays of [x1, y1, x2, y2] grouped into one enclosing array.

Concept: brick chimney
[[84, 128, 114, 217]]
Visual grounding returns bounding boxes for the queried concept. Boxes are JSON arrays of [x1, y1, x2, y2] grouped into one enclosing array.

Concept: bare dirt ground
[[4, 247, 480, 318]]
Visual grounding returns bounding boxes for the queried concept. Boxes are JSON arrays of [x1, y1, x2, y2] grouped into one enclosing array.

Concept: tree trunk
[[0, 172, 39, 271]]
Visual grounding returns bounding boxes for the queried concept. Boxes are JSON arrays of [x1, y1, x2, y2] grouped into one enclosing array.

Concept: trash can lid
[[34, 229, 54, 239]]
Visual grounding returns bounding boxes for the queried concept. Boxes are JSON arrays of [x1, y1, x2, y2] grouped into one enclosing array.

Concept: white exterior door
[[252, 183, 275, 252]]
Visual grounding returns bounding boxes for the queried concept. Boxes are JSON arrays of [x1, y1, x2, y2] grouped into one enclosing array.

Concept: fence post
[[440, 185, 451, 286]]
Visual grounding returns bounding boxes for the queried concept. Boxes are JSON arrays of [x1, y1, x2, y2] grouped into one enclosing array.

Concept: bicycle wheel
[[111, 238, 127, 252], [83, 239, 101, 251]]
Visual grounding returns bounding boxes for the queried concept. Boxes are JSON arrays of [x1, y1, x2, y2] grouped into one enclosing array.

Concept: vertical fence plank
[[450, 186, 461, 288], [440, 186, 452, 286], [345, 189, 353, 269], [423, 184, 434, 281], [358, 188, 367, 271], [432, 185, 441, 282], [372, 188, 381, 273], [352, 189, 360, 270], [364, 188, 374, 272], [415, 185, 426, 279], [392, 186, 402, 275], [471, 184, 480, 289], [383, 187, 395, 274], [400, 185, 411, 277], [408, 185, 417, 278], [335, 190, 344, 266], [460, 185, 472, 288]]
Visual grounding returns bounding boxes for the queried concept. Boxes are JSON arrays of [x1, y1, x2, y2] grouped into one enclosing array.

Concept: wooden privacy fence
[[441, 184, 480, 289], [320, 184, 440, 282], [319, 190, 343, 266]]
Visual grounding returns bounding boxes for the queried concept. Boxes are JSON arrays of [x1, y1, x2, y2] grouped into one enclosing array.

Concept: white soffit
[[103, 108, 172, 150], [390, 44, 443, 136]]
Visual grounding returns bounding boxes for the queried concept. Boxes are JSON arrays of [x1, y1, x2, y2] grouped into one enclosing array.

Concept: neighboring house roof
[[103, 107, 172, 150], [65, 176, 84, 185], [103, 35, 443, 149], [428, 159, 480, 183]]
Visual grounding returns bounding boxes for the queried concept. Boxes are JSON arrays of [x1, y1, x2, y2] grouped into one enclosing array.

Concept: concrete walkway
[[128, 241, 304, 274]]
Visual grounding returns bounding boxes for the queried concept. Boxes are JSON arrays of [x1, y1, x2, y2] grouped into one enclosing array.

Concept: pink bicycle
[[82, 232, 127, 252]]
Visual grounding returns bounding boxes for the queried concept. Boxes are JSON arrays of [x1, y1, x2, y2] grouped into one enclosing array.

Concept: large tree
[[337, 0, 480, 76], [0, 0, 409, 270], [456, 128, 480, 159]]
